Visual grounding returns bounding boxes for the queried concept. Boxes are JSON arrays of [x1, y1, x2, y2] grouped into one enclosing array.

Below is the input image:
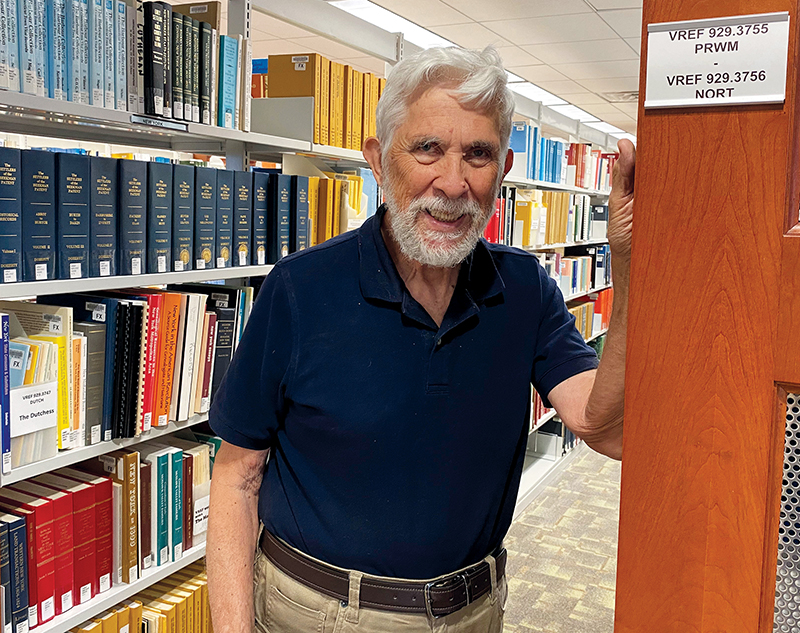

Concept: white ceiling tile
[[370, 0, 471, 26], [289, 36, 368, 61], [553, 59, 640, 80], [625, 37, 641, 54], [495, 46, 543, 68], [585, 0, 642, 8], [251, 13, 317, 39], [598, 8, 643, 38], [509, 65, 568, 83], [564, 92, 613, 105], [578, 76, 640, 93], [485, 13, 618, 46], [583, 103, 625, 117], [440, 0, 595, 22], [431, 22, 510, 48], [613, 102, 640, 116], [251, 39, 317, 58], [534, 79, 590, 95], [521, 38, 637, 65]]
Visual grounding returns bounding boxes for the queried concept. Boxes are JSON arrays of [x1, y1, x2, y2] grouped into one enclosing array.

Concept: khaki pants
[[253, 541, 507, 633]]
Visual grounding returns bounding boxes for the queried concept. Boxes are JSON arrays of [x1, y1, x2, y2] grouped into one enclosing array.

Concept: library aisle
[[504, 447, 621, 633]]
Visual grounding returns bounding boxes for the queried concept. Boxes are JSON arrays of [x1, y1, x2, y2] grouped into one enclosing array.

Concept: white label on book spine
[[200, 396, 209, 412], [91, 425, 101, 444], [100, 260, 110, 276], [104, 429, 111, 441], [26, 607, 36, 628], [99, 573, 111, 592], [194, 494, 210, 534], [196, 259, 205, 270], [258, 250, 265, 265], [291, 55, 309, 63], [174, 543, 183, 559], [160, 545, 169, 565], [157, 255, 167, 272], [4, 622, 9, 633], [216, 257, 225, 268], [129, 565, 138, 581], [43, 314, 62, 334], [61, 590, 72, 612], [34, 264, 47, 280], [120, 626, 129, 633], [69, 262, 81, 278], [9, 349, 24, 372], [86, 302, 106, 322], [79, 584, 91, 604], [3, 269, 16, 283], [158, 414, 167, 426], [143, 554, 152, 569], [131, 257, 141, 275], [1, 453, 8, 474], [41, 597, 54, 622], [294, 62, 306, 71], [224, 112, 232, 128], [645, 11, 791, 108], [100, 455, 115, 471], [239, 251, 246, 266], [60, 428, 69, 447], [174, 261, 184, 272], [69, 429, 79, 447], [16, 619, 28, 633], [143, 412, 152, 431]]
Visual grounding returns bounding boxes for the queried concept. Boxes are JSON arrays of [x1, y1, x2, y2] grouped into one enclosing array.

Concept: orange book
[[361, 73, 372, 143], [317, 178, 334, 243], [153, 292, 182, 426], [351, 70, 363, 151], [369, 74, 380, 137]]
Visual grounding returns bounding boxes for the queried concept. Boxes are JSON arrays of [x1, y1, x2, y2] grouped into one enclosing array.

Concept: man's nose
[[433, 152, 469, 199]]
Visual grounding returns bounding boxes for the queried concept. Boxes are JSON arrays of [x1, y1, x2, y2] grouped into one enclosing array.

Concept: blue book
[[217, 35, 237, 128], [529, 126, 540, 181], [6, 0, 19, 91], [290, 175, 309, 254], [251, 172, 268, 266], [193, 166, 216, 270], [7, 342, 28, 389], [114, 0, 126, 110], [34, 0, 47, 96], [215, 170, 233, 268], [17, 0, 35, 94], [47, 0, 68, 99], [88, 0, 103, 105], [359, 168, 379, 219], [0, 314, 8, 474], [172, 164, 194, 271], [20, 150, 57, 281], [56, 152, 90, 279], [147, 161, 172, 274], [233, 171, 251, 266], [66, 0, 82, 101], [103, 0, 114, 107], [118, 159, 146, 275], [80, 0, 89, 103], [0, 514, 29, 633], [267, 173, 290, 263], [89, 156, 118, 277], [0, 148, 22, 284]]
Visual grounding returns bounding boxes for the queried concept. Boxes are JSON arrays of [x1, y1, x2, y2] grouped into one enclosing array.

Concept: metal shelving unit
[[524, 238, 609, 252], [563, 283, 613, 302]]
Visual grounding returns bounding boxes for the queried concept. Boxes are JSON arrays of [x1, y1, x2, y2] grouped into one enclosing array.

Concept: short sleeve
[[209, 266, 295, 450], [532, 265, 599, 408]]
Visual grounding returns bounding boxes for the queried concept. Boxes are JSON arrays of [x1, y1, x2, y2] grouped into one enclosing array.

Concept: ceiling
[[197, 0, 644, 136]]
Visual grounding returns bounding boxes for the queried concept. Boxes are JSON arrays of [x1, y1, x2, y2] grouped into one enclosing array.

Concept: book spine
[[154, 297, 178, 427], [141, 297, 161, 432], [277, 175, 291, 261], [209, 28, 217, 127], [0, 316, 8, 476], [32, 508, 55, 625], [172, 164, 193, 271], [199, 315, 215, 413], [125, 3, 137, 111], [156, 456, 169, 565], [34, 0, 46, 96], [123, 453, 139, 583], [160, 2, 171, 119], [88, 0, 103, 105], [146, 162, 173, 273], [66, 0, 80, 100], [233, 171, 251, 266], [72, 490, 96, 604], [199, 22, 210, 125], [0, 523, 10, 633], [209, 313, 233, 397], [0, 148, 22, 283], [95, 481, 113, 594], [89, 156, 118, 278], [139, 461, 151, 571], [118, 159, 147, 275], [171, 451, 183, 560], [233, 34, 241, 130], [5, 0, 18, 91], [134, 0, 143, 112], [103, 0, 115, 107], [251, 173, 267, 266], [182, 15, 191, 124], [193, 167, 216, 270], [217, 36, 236, 129], [215, 170, 233, 268], [7, 520, 29, 633], [114, 0, 126, 110], [241, 38, 251, 132], [47, 0, 67, 99], [0, 0, 8, 90], [20, 150, 56, 282], [294, 176, 309, 252], [17, 0, 35, 94], [143, 2, 163, 116], [182, 455, 193, 551], [171, 12, 182, 120], [80, 0, 89, 103], [190, 19, 199, 123], [56, 153, 90, 279]]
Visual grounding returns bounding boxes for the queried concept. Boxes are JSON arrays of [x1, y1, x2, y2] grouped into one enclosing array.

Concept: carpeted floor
[[503, 447, 622, 633]]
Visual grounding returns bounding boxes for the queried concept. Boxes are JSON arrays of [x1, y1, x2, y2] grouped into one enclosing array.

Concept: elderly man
[[207, 45, 634, 633]]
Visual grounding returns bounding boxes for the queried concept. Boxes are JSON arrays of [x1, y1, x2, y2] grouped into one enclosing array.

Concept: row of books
[[532, 417, 579, 459], [572, 287, 614, 339], [0, 282, 252, 471], [508, 122, 618, 192], [532, 244, 610, 299], [0, 432, 215, 631], [0, 148, 314, 282], [70, 560, 209, 633], [531, 392, 553, 434], [266, 53, 386, 150]]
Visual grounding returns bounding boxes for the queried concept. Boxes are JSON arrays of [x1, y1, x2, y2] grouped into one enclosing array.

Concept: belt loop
[[345, 571, 363, 624], [487, 556, 498, 605]]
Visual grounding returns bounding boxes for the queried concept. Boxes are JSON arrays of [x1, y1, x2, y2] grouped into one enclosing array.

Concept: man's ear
[[503, 149, 514, 179], [363, 137, 384, 186]]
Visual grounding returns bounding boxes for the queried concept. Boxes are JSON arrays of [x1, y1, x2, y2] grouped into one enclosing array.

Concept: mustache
[[407, 196, 483, 220]]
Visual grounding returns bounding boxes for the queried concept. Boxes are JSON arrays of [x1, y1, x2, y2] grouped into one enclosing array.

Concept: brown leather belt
[[260, 531, 506, 619]]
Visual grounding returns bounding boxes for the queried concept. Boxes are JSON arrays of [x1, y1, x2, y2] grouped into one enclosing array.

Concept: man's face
[[382, 86, 504, 268]]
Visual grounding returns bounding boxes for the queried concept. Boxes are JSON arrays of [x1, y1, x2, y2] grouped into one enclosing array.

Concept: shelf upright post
[[225, 0, 250, 171]]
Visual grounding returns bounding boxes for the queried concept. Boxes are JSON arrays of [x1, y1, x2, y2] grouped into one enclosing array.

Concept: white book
[[177, 293, 203, 422], [88, 0, 103, 105], [66, 0, 81, 101], [125, 3, 137, 111], [134, 0, 143, 112], [79, 0, 89, 103], [103, 0, 114, 107], [241, 37, 251, 132], [111, 481, 123, 585], [5, 0, 17, 90], [19, 0, 35, 94], [48, 0, 68, 99], [209, 28, 217, 127], [168, 294, 188, 422], [0, 0, 8, 89], [233, 33, 242, 130], [34, 0, 45, 96], [113, 0, 126, 109]]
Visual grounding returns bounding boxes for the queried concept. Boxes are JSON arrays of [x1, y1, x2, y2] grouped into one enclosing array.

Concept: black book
[[182, 15, 193, 123], [20, 149, 57, 281], [143, 2, 165, 116], [290, 175, 310, 254], [172, 11, 184, 120], [118, 160, 147, 275], [200, 22, 212, 125], [160, 2, 172, 119], [233, 171, 252, 266], [172, 164, 194, 271], [215, 170, 233, 268], [56, 152, 90, 279], [267, 173, 291, 263], [252, 172, 268, 266], [0, 148, 22, 283], [193, 166, 216, 269], [0, 514, 28, 633], [124, 303, 144, 439], [111, 301, 130, 439], [0, 521, 9, 633], [147, 162, 173, 273], [191, 18, 200, 123], [89, 156, 119, 277]]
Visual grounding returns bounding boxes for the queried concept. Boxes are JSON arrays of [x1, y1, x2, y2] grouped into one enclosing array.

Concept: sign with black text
[[645, 12, 790, 108]]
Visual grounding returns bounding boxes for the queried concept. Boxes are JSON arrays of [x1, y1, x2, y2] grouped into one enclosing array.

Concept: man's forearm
[[583, 262, 629, 460], [207, 463, 261, 633]]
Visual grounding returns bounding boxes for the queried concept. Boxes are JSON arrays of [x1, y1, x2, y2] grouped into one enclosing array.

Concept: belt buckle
[[424, 573, 471, 620]]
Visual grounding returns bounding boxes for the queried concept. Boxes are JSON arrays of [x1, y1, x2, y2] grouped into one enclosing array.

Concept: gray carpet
[[503, 447, 621, 632]]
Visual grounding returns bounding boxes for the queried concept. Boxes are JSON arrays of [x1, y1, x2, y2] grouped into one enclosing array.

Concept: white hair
[[375, 46, 515, 162]]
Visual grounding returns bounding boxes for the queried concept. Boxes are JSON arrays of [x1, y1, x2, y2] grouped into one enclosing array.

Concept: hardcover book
[[143, 1, 164, 115], [114, 0, 127, 110], [160, 1, 172, 118], [251, 172, 268, 267], [216, 35, 237, 129], [56, 152, 90, 279], [199, 22, 211, 124], [232, 171, 251, 266], [290, 175, 310, 253], [190, 18, 200, 123], [215, 170, 233, 268], [89, 156, 118, 277], [73, 322, 106, 445], [267, 173, 291, 263], [171, 10, 183, 119], [0, 513, 29, 633], [193, 167, 216, 270], [89, 0, 104, 105], [147, 162, 173, 274], [0, 148, 22, 283], [20, 150, 56, 281], [172, 164, 194, 271], [118, 159, 147, 275], [103, 0, 115, 108], [182, 14, 192, 123]]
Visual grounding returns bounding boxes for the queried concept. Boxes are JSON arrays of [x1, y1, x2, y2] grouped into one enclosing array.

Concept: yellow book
[[329, 62, 342, 148], [29, 333, 69, 448], [370, 74, 379, 138], [21, 339, 40, 385], [379, 77, 386, 100], [307, 177, 319, 248], [170, 575, 208, 633], [351, 71, 363, 151], [361, 73, 372, 143], [343, 66, 354, 151], [94, 611, 118, 633], [317, 178, 333, 244], [114, 605, 130, 633], [266, 53, 325, 145], [331, 177, 345, 237], [320, 57, 331, 145], [77, 622, 102, 633], [154, 581, 198, 633], [515, 200, 533, 247], [127, 600, 143, 633]]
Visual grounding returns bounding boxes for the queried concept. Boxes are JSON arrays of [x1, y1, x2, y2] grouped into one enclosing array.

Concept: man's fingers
[[612, 139, 636, 197]]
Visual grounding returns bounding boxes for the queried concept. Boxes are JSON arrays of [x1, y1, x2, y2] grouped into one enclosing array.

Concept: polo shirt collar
[[358, 204, 506, 305]]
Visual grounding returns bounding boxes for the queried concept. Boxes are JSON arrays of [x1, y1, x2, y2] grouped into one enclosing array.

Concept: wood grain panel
[[615, 1, 797, 632]]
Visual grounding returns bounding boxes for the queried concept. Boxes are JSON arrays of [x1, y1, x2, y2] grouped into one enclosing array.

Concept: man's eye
[[419, 142, 434, 152]]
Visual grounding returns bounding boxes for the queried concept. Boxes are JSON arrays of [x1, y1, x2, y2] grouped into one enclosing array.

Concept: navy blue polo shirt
[[209, 204, 598, 579]]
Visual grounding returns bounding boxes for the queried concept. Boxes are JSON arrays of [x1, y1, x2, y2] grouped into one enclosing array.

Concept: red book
[[32, 474, 96, 605], [199, 313, 217, 410], [10, 482, 74, 615], [484, 199, 501, 243], [56, 468, 113, 595]]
